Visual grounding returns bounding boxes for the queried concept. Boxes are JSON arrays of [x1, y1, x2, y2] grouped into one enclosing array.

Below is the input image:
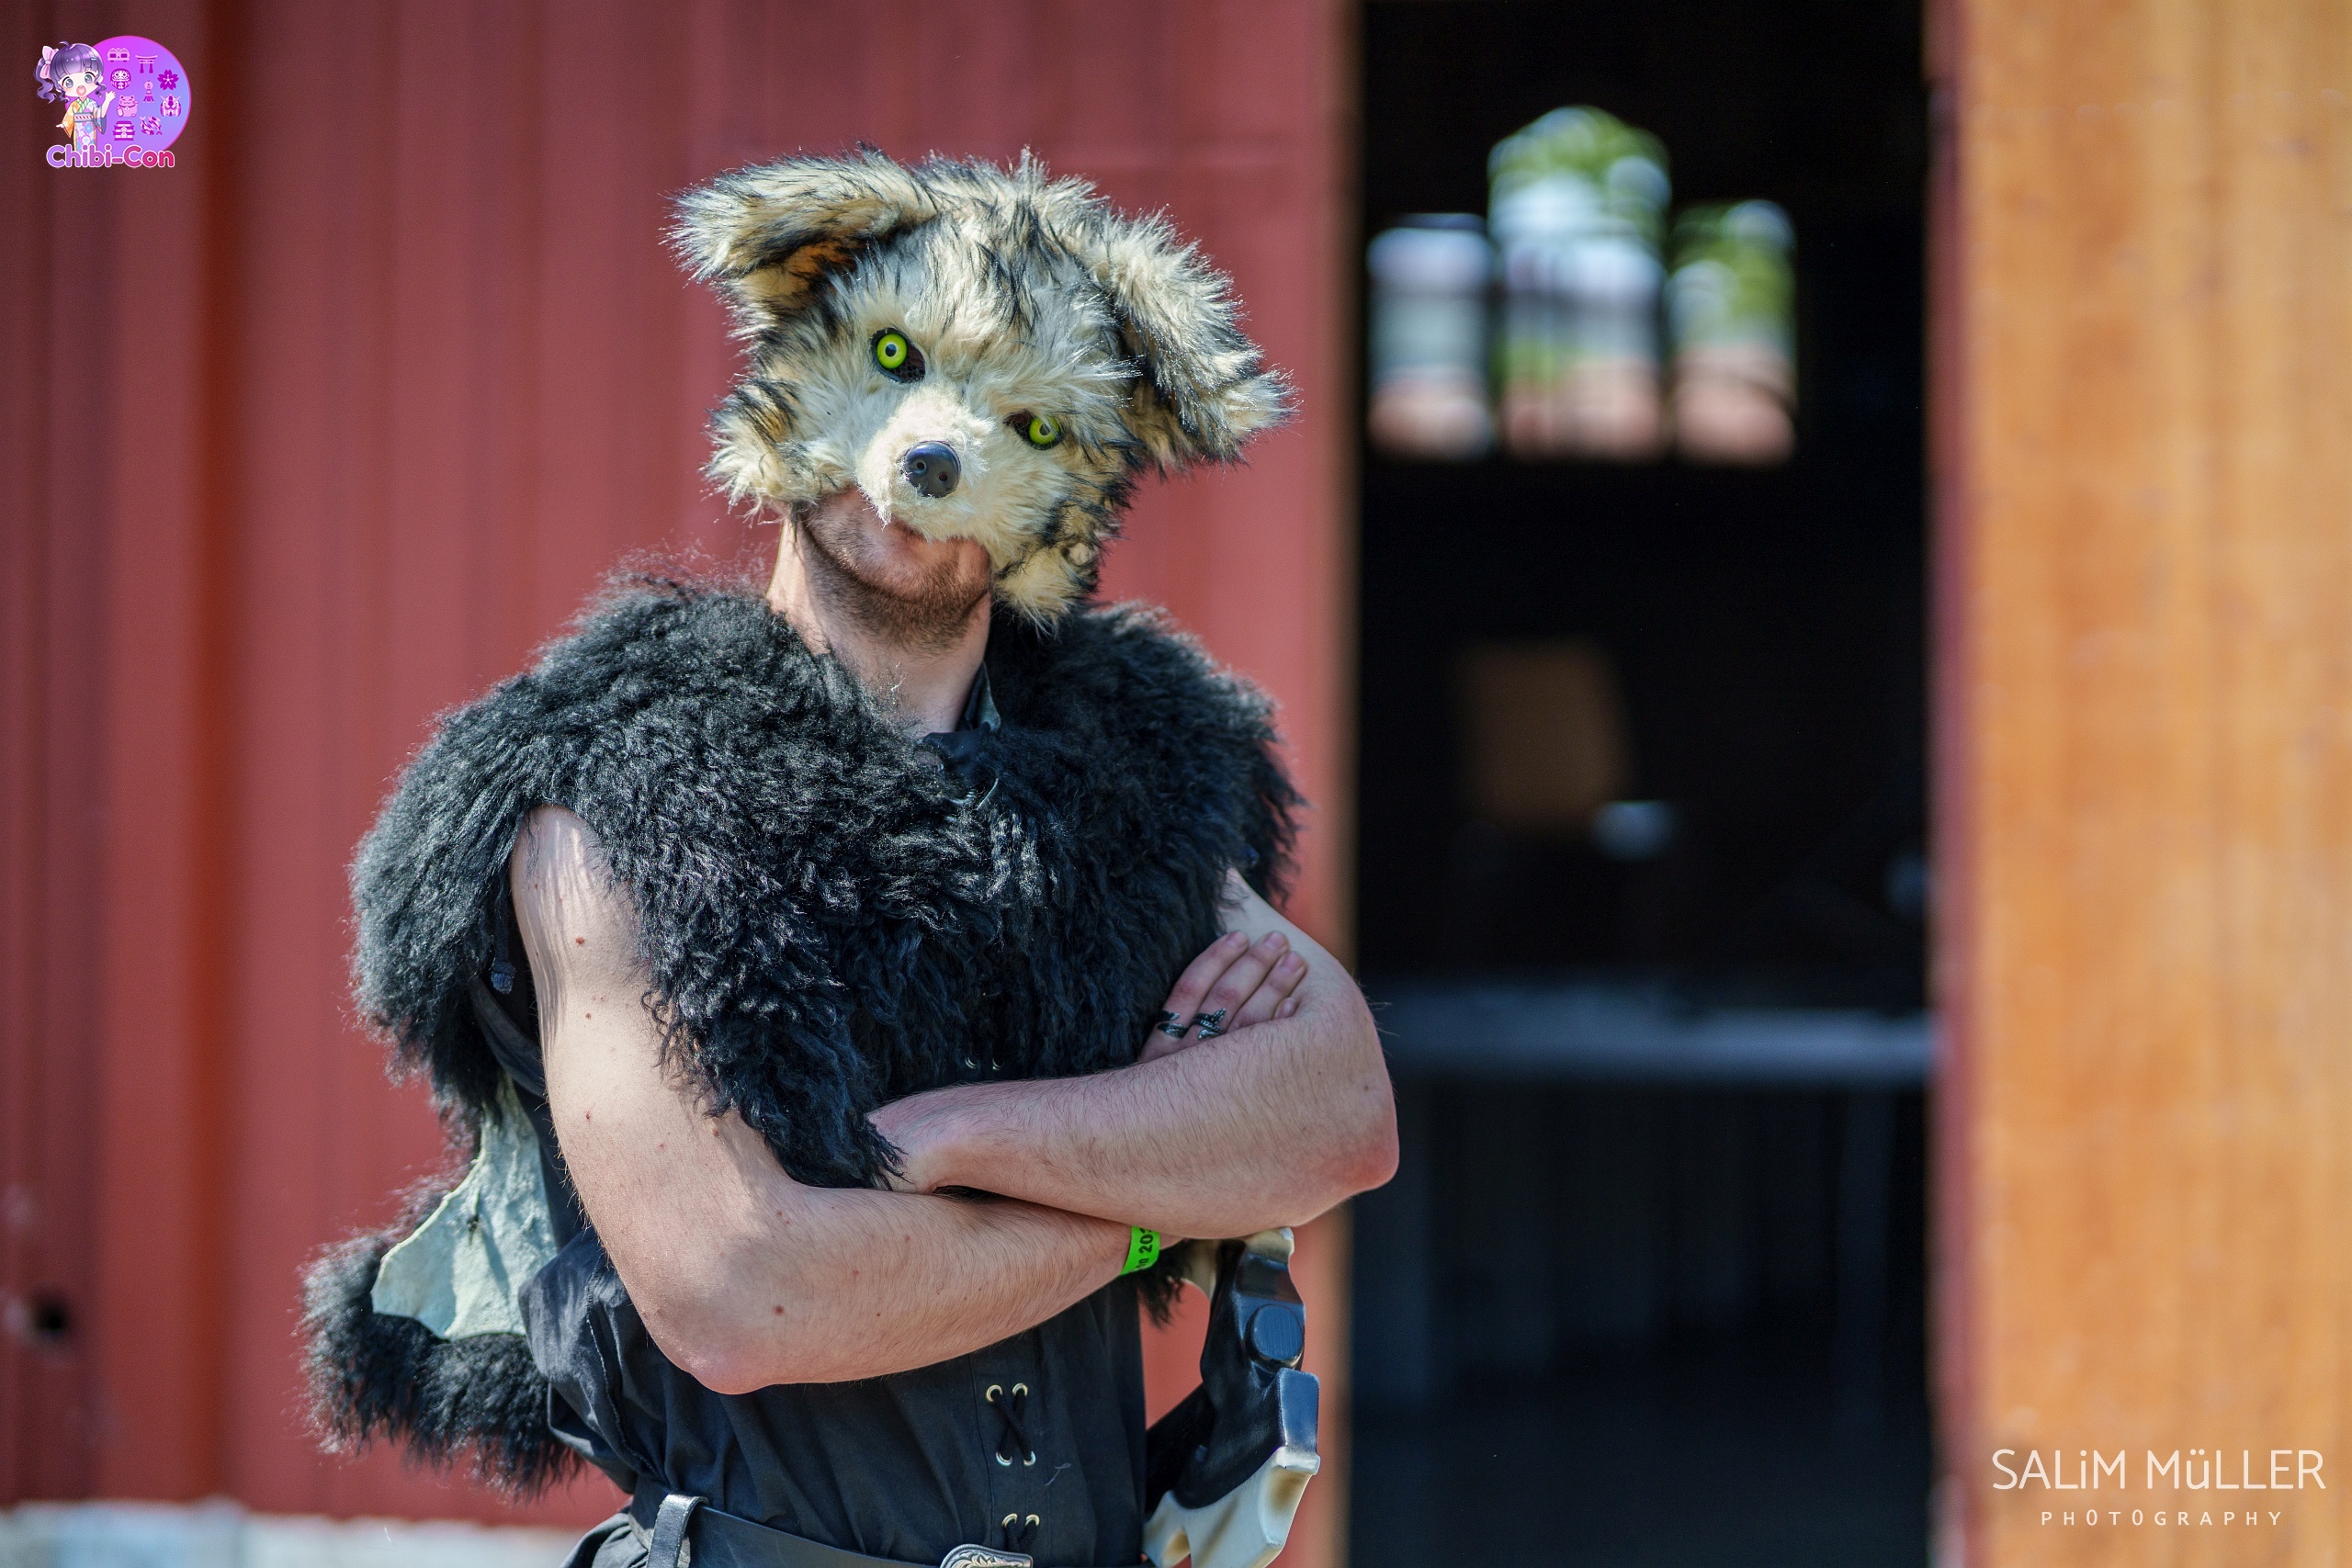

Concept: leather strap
[[628, 1484, 1071, 1568], [648, 1493, 702, 1568]]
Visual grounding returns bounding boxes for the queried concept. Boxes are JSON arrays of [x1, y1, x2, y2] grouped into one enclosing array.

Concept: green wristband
[[1122, 1226, 1162, 1276]]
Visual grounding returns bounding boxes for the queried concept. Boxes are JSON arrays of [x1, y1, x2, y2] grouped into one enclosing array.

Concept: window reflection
[[1365, 108, 1797, 468], [1668, 201, 1797, 464], [1491, 108, 1670, 460], [1367, 217, 1495, 459]]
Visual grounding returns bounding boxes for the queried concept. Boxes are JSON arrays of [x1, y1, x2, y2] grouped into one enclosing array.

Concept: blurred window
[[1668, 202, 1797, 464], [1367, 217, 1495, 458], [1366, 108, 1795, 467]]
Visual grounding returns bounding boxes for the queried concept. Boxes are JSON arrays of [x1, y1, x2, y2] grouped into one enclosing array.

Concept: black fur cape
[[304, 578, 1298, 1490]]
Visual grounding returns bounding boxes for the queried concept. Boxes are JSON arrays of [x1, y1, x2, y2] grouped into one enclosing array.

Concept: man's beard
[[793, 500, 991, 657]]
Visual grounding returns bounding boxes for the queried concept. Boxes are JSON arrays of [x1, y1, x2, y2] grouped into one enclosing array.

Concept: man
[[306, 151, 1395, 1568]]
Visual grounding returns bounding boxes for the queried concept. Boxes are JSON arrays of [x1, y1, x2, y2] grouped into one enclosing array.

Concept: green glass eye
[[871, 329, 924, 382], [1020, 412, 1063, 449]]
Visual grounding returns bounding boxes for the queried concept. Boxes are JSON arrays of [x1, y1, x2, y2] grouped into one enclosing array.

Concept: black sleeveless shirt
[[526, 1232, 1148, 1565], [493, 666, 1149, 1565], [489, 1022, 1151, 1567]]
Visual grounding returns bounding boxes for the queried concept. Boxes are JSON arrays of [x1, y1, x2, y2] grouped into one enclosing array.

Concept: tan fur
[[672, 150, 1290, 623]]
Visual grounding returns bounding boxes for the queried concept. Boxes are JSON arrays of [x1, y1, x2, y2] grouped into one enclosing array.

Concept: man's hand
[[515, 806, 1133, 1392], [869, 872, 1398, 1239], [1138, 928, 1307, 1066], [878, 928, 1306, 1192]]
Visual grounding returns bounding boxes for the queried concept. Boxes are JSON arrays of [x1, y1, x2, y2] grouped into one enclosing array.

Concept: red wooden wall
[[1, 0, 1358, 1555]]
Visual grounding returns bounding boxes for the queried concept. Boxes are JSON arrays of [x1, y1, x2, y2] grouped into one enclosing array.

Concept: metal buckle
[[940, 1547, 1033, 1568]]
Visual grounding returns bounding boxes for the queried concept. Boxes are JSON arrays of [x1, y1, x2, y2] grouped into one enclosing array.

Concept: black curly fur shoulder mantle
[[306, 577, 1298, 1489]]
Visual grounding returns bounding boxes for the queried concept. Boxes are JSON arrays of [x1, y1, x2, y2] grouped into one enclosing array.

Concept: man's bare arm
[[871, 874, 1398, 1240], [515, 806, 1130, 1393]]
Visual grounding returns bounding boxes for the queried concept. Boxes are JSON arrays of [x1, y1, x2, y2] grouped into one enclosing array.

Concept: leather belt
[[628, 1486, 1102, 1568]]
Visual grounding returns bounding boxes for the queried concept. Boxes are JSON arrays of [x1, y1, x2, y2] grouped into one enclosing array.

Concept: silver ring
[[1194, 1010, 1227, 1041], [1157, 1011, 1193, 1039]]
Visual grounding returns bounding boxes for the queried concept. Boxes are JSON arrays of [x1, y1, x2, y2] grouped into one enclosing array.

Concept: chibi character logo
[[35, 42, 111, 153], [36, 36, 189, 167]]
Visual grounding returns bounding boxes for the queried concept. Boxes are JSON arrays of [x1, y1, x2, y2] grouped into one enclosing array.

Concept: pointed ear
[[671, 151, 940, 329], [1067, 208, 1293, 468]]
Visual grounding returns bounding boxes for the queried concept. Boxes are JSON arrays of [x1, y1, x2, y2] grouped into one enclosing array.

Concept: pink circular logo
[[35, 34, 189, 168]]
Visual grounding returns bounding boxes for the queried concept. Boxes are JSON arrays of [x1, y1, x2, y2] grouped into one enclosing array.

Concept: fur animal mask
[[672, 151, 1290, 623]]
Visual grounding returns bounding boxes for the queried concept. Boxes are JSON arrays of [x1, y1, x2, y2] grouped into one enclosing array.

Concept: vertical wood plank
[[1939, 0, 2352, 1561], [0, 0, 111, 1508], [80, 0, 233, 1501]]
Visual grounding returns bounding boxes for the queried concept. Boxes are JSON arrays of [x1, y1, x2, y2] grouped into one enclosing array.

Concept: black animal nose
[[901, 442, 961, 499]]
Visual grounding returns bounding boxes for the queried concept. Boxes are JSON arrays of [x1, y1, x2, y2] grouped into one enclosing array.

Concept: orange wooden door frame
[[1932, 0, 2352, 1562]]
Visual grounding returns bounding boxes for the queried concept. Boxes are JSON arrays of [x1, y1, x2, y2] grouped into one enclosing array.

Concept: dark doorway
[[1350, 0, 1932, 1562]]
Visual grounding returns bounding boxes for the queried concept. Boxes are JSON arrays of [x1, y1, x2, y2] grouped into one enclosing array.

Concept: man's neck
[[765, 526, 989, 737]]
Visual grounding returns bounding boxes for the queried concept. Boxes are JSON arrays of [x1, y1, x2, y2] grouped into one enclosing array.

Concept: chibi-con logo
[[36, 36, 188, 168]]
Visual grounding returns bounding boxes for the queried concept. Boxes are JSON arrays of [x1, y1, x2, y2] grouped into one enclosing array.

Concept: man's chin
[[873, 520, 976, 572], [840, 489, 978, 564], [845, 525, 990, 604], [797, 499, 991, 650]]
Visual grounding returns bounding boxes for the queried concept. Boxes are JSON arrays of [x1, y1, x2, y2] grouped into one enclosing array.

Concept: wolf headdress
[[672, 149, 1291, 623]]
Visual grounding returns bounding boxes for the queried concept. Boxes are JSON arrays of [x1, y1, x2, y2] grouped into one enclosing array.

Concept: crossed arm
[[513, 806, 1396, 1393]]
